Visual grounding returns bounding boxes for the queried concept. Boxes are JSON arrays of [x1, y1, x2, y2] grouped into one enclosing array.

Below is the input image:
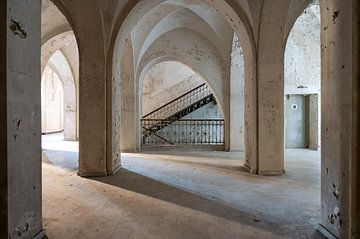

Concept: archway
[[284, 1, 320, 152], [140, 61, 225, 148], [2, 0, 358, 238], [42, 50, 77, 141], [283, 0, 323, 234], [41, 0, 79, 169], [110, 0, 257, 173]]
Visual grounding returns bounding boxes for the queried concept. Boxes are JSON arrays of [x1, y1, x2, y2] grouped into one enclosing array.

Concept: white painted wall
[[142, 61, 205, 116], [41, 65, 64, 134], [230, 34, 245, 151]]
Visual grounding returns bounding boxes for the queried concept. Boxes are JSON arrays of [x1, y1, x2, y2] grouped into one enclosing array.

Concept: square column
[[0, 1, 43, 238], [320, 0, 360, 237]]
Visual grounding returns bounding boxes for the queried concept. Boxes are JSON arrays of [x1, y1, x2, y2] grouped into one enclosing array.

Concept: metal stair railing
[[141, 83, 224, 146], [142, 119, 224, 146], [143, 83, 212, 120], [142, 94, 216, 139]]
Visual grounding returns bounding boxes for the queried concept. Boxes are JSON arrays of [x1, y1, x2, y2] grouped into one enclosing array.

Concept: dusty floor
[[42, 134, 324, 239]]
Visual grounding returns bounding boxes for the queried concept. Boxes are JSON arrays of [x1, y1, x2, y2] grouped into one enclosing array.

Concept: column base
[[77, 171, 108, 177], [229, 149, 244, 152], [257, 170, 286, 176], [121, 149, 138, 153], [243, 164, 258, 174], [107, 164, 122, 176]]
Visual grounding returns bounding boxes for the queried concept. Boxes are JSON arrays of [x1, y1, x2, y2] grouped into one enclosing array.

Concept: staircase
[[142, 83, 217, 144]]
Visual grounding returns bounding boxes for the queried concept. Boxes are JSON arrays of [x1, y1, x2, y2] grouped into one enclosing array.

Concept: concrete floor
[[42, 134, 324, 239]]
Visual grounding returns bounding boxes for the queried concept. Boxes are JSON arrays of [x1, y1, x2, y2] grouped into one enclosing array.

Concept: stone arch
[[136, 28, 229, 148], [137, 29, 227, 116], [284, 0, 321, 151], [43, 50, 78, 141], [41, 0, 80, 151], [44, 0, 108, 176], [41, 31, 77, 77], [136, 6, 230, 66], [110, 0, 257, 170]]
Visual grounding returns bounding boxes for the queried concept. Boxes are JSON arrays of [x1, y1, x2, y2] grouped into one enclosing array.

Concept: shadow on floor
[[129, 152, 248, 173], [42, 150, 78, 171], [93, 168, 325, 238]]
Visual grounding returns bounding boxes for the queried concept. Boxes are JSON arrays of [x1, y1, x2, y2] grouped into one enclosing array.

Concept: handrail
[[141, 119, 225, 145], [143, 83, 207, 119], [142, 119, 223, 122]]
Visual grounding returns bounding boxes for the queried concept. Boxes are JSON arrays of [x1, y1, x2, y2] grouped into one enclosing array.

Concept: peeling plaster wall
[[183, 102, 222, 119], [320, 0, 359, 237], [142, 61, 204, 116], [143, 61, 196, 96], [285, 2, 321, 150], [285, 3, 320, 95]]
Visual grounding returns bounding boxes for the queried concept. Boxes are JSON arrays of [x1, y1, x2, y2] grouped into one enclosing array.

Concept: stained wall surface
[[142, 61, 206, 116], [284, 2, 321, 150], [1, 0, 43, 238]]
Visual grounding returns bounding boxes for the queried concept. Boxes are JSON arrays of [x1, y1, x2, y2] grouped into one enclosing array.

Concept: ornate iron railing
[[143, 83, 212, 120], [142, 119, 224, 146]]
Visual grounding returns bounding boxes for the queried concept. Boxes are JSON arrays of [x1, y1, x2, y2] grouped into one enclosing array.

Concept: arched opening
[[284, 1, 321, 152], [41, 1, 79, 172], [284, 0, 321, 227], [111, 0, 256, 173], [140, 61, 225, 149], [41, 50, 78, 169], [3, 0, 358, 238]]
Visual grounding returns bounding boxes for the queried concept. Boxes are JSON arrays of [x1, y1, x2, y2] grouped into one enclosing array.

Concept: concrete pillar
[[120, 37, 139, 152], [309, 94, 320, 150], [319, 0, 360, 237], [68, 4, 108, 176], [0, 0, 44, 238], [230, 35, 245, 152], [242, 49, 258, 173], [257, 0, 290, 175]]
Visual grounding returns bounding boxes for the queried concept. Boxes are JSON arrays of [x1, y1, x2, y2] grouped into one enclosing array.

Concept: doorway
[[285, 95, 309, 148]]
